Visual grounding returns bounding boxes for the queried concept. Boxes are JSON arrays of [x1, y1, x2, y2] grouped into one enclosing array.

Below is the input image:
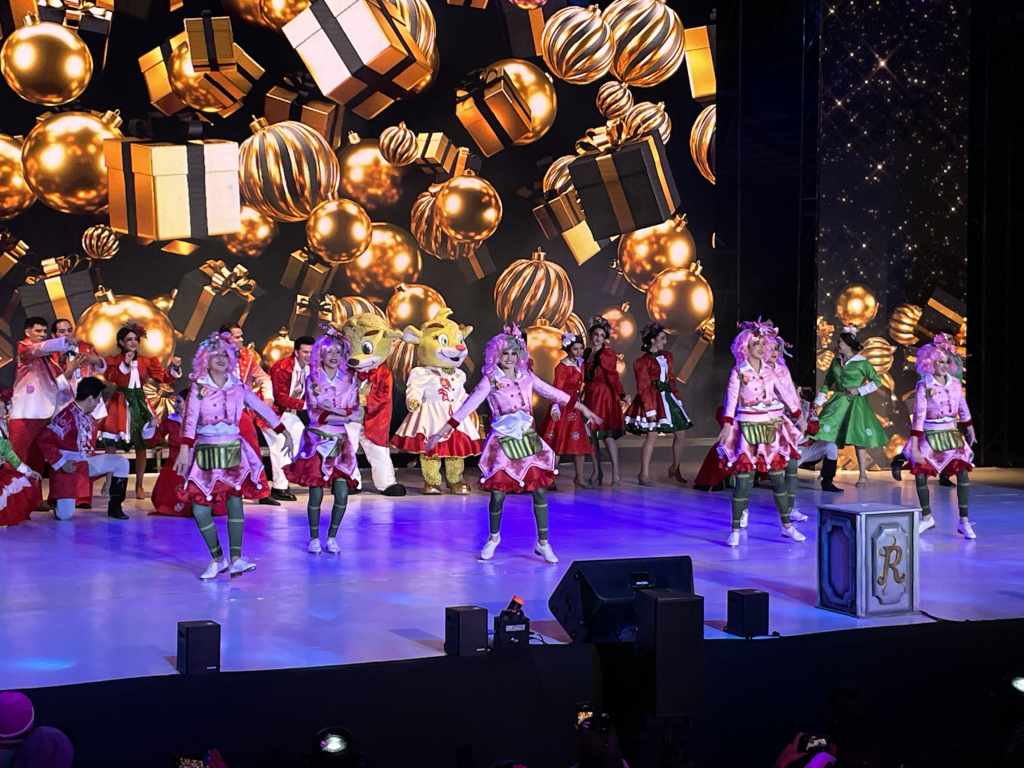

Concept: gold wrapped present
[[264, 77, 344, 149], [446, 0, 486, 7], [37, 0, 112, 71], [455, 69, 531, 157], [683, 25, 716, 103], [917, 288, 966, 339], [0, 230, 29, 282], [531, 189, 607, 267], [412, 131, 457, 178], [167, 260, 261, 341], [1, 0, 37, 34], [19, 256, 95, 325], [452, 146, 482, 177], [455, 244, 495, 283], [95, 0, 181, 19], [104, 138, 241, 241], [289, 293, 335, 338], [283, 0, 431, 120], [676, 318, 715, 384], [281, 249, 337, 296], [184, 12, 236, 73], [138, 31, 188, 115]]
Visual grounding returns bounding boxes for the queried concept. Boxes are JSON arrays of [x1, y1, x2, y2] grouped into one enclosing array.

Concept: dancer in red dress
[[583, 317, 627, 485], [0, 393, 42, 526], [539, 333, 594, 488]]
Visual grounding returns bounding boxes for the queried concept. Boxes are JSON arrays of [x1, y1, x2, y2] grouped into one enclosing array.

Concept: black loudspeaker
[[549, 556, 695, 643], [635, 589, 704, 717], [444, 606, 488, 656], [726, 588, 769, 638], [176, 620, 220, 675]]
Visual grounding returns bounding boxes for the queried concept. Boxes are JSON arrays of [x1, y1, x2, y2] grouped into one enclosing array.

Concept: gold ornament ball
[[434, 174, 502, 244], [341, 223, 422, 299], [259, 0, 309, 29], [305, 198, 372, 264], [337, 132, 403, 211], [331, 295, 385, 327], [81, 224, 119, 261], [835, 284, 879, 329], [623, 100, 671, 144], [526, 321, 565, 414], [861, 336, 896, 374], [596, 80, 633, 120], [510, 0, 546, 8], [221, 204, 278, 258], [816, 349, 835, 372], [601, 302, 638, 347], [880, 372, 895, 392], [386, 283, 446, 329], [494, 247, 574, 328], [77, 294, 176, 363], [490, 59, 557, 145], [168, 42, 226, 113], [562, 312, 586, 340], [644, 266, 713, 336], [542, 154, 575, 197], [603, 0, 685, 87], [22, 110, 123, 215], [261, 327, 294, 368], [0, 19, 93, 106], [690, 104, 716, 184], [0, 134, 35, 220], [541, 5, 614, 85], [379, 122, 419, 167], [889, 303, 922, 346], [618, 215, 695, 292], [222, 0, 275, 28]]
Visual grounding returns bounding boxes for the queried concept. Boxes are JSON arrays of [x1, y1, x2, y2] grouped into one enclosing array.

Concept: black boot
[[890, 455, 906, 481], [939, 474, 954, 487], [820, 459, 843, 493], [382, 483, 407, 497], [107, 477, 129, 519]]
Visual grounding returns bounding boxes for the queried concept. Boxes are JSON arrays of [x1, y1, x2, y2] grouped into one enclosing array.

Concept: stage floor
[[3, 466, 1023, 689]]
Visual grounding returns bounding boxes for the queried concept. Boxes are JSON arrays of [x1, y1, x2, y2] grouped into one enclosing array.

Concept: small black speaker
[[635, 589, 704, 717], [549, 556, 695, 643], [726, 588, 769, 638], [444, 606, 488, 656], [492, 610, 530, 653], [176, 620, 220, 675]]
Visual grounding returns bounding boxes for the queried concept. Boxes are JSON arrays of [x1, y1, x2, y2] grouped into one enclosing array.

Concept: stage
[[2, 463, 1023, 691]]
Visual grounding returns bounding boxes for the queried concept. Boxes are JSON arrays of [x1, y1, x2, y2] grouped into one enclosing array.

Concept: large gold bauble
[[603, 0, 685, 87], [494, 247, 573, 328], [81, 224, 119, 261], [221, 204, 278, 258], [330, 295, 385, 326], [623, 100, 671, 144], [260, 327, 294, 368], [239, 118, 339, 223], [259, 0, 309, 29], [77, 294, 176, 363], [880, 372, 895, 392], [690, 104, 716, 184], [22, 110, 123, 215], [888, 303, 922, 346], [379, 122, 418, 167], [168, 42, 225, 113], [386, 283, 446, 329], [562, 312, 586, 340], [861, 336, 896, 375], [542, 154, 575, 197], [434, 174, 502, 244], [222, 0, 275, 28], [340, 223, 421, 299], [618, 215, 695, 292], [526, 321, 564, 415], [816, 349, 835, 372], [596, 80, 633, 120], [601, 302, 638, 346], [0, 134, 35, 220], [835, 284, 878, 329], [0, 18, 92, 106], [490, 59, 557, 145], [337, 132, 403, 211], [305, 198, 372, 264], [644, 266, 713, 336], [541, 5, 614, 85]]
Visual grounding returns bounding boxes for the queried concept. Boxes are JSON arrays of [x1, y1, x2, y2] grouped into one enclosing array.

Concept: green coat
[[812, 356, 886, 448]]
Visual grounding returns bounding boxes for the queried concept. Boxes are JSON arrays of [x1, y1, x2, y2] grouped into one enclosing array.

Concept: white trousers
[[344, 421, 397, 491], [54, 455, 130, 520], [799, 440, 838, 464], [261, 412, 305, 490]]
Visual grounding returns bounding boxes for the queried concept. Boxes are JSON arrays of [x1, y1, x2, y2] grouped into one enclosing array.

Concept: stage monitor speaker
[[549, 556, 695, 643], [444, 606, 488, 656], [176, 620, 220, 675], [635, 589, 704, 717], [726, 588, 769, 638]]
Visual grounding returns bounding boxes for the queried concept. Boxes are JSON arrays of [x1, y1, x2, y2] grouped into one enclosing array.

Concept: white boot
[[199, 557, 229, 581], [726, 530, 741, 547], [479, 534, 501, 560], [957, 518, 977, 539], [919, 514, 936, 533], [308, 538, 322, 554], [325, 537, 340, 554], [789, 508, 809, 523], [739, 510, 749, 529], [229, 557, 256, 577], [781, 524, 806, 542], [534, 540, 559, 563]]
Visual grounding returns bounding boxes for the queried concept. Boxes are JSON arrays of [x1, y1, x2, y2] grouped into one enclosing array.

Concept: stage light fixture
[[1011, 676, 1024, 694], [314, 727, 359, 765], [318, 729, 348, 754]]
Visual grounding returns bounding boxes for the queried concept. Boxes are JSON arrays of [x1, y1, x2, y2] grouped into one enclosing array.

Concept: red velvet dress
[[539, 360, 591, 455], [583, 346, 625, 440], [148, 415, 226, 517], [1, 429, 41, 526], [693, 406, 729, 491]]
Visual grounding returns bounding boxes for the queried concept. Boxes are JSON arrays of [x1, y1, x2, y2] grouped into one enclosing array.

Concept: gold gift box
[[184, 13, 236, 73], [283, 0, 431, 120], [532, 190, 603, 267], [281, 249, 336, 296], [684, 25, 716, 103], [413, 131, 457, 177], [452, 146, 481, 177], [446, 0, 487, 7], [1, 0, 37, 34], [265, 84, 344, 149], [138, 31, 188, 115], [105, 138, 241, 241], [455, 69, 531, 157], [1, 234, 29, 281]]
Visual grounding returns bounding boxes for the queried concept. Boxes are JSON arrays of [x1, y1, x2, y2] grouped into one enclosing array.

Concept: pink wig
[[309, 325, 351, 389], [932, 333, 957, 354], [189, 332, 239, 382], [731, 319, 777, 366], [483, 324, 529, 377], [915, 342, 948, 377]]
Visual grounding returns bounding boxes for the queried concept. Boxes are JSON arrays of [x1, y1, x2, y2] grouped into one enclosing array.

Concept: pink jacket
[[911, 375, 971, 436], [450, 369, 569, 432], [11, 338, 74, 420], [306, 369, 359, 434], [722, 361, 801, 425], [181, 375, 282, 447]]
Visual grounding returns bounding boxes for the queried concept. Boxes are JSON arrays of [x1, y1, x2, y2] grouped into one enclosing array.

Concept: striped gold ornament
[[888, 303, 922, 346], [861, 336, 896, 375], [689, 103, 715, 184], [239, 118, 340, 223], [603, 0, 685, 87], [541, 154, 576, 197], [387, 337, 417, 379], [81, 224, 120, 262], [541, 5, 615, 85], [379, 122, 419, 167], [330, 295, 385, 327], [562, 312, 586, 340], [385, 0, 439, 93], [623, 100, 671, 144], [494, 247, 573, 327], [411, 183, 481, 262], [595, 80, 633, 120]]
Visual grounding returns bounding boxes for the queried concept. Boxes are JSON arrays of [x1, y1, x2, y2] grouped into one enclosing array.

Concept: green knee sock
[[770, 470, 791, 525], [956, 470, 970, 518], [227, 495, 244, 559], [307, 486, 324, 538], [785, 459, 799, 513], [329, 479, 348, 537], [192, 504, 223, 559], [488, 492, 505, 535], [731, 473, 753, 529], [421, 456, 442, 486], [444, 457, 465, 485], [532, 490, 549, 543], [915, 474, 931, 518]]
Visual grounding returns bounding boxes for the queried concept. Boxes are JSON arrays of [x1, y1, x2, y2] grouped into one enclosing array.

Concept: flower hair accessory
[[561, 332, 576, 348], [841, 325, 859, 336]]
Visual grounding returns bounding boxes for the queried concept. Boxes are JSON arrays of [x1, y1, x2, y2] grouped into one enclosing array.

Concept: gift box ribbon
[[199, 11, 219, 70], [456, 68, 528, 149], [23, 256, 83, 322], [183, 260, 257, 339], [294, 293, 335, 321], [116, 140, 211, 238]]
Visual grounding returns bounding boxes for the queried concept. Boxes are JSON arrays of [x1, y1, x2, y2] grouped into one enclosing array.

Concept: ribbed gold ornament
[[888, 304, 922, 346], [385, 0, 438, 93], [816, 349, 835, 372], [603, 0, 685, 87], [239, 118, 340, 223], [542, 154, 576, 197], [81, 224, 119, 262], [595, 80, 633, 120], [689, 104, 716, 184], [862, 336, 896, 374], [379, 122, 419, 167], [330, 295, 385, 327], [541, 5, 614, 85], [562, 312, 586, 340], [623, 100, 671, 144], [494, 247, 573, 327]]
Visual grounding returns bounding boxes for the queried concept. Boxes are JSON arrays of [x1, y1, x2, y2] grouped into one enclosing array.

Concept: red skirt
[[481, 465, 556, 493], [583, 383, 624, 439], [390, 429, 482, 458], [180, 477, 268, 506], [718, 452, 789, 476], [0, 465, 41, 526], [693, 445, 729, 490], [151, 465, 226, 516], [909, 459, 972, 479], [284, 453, 358, 489], [539, 406, 592, 456]]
